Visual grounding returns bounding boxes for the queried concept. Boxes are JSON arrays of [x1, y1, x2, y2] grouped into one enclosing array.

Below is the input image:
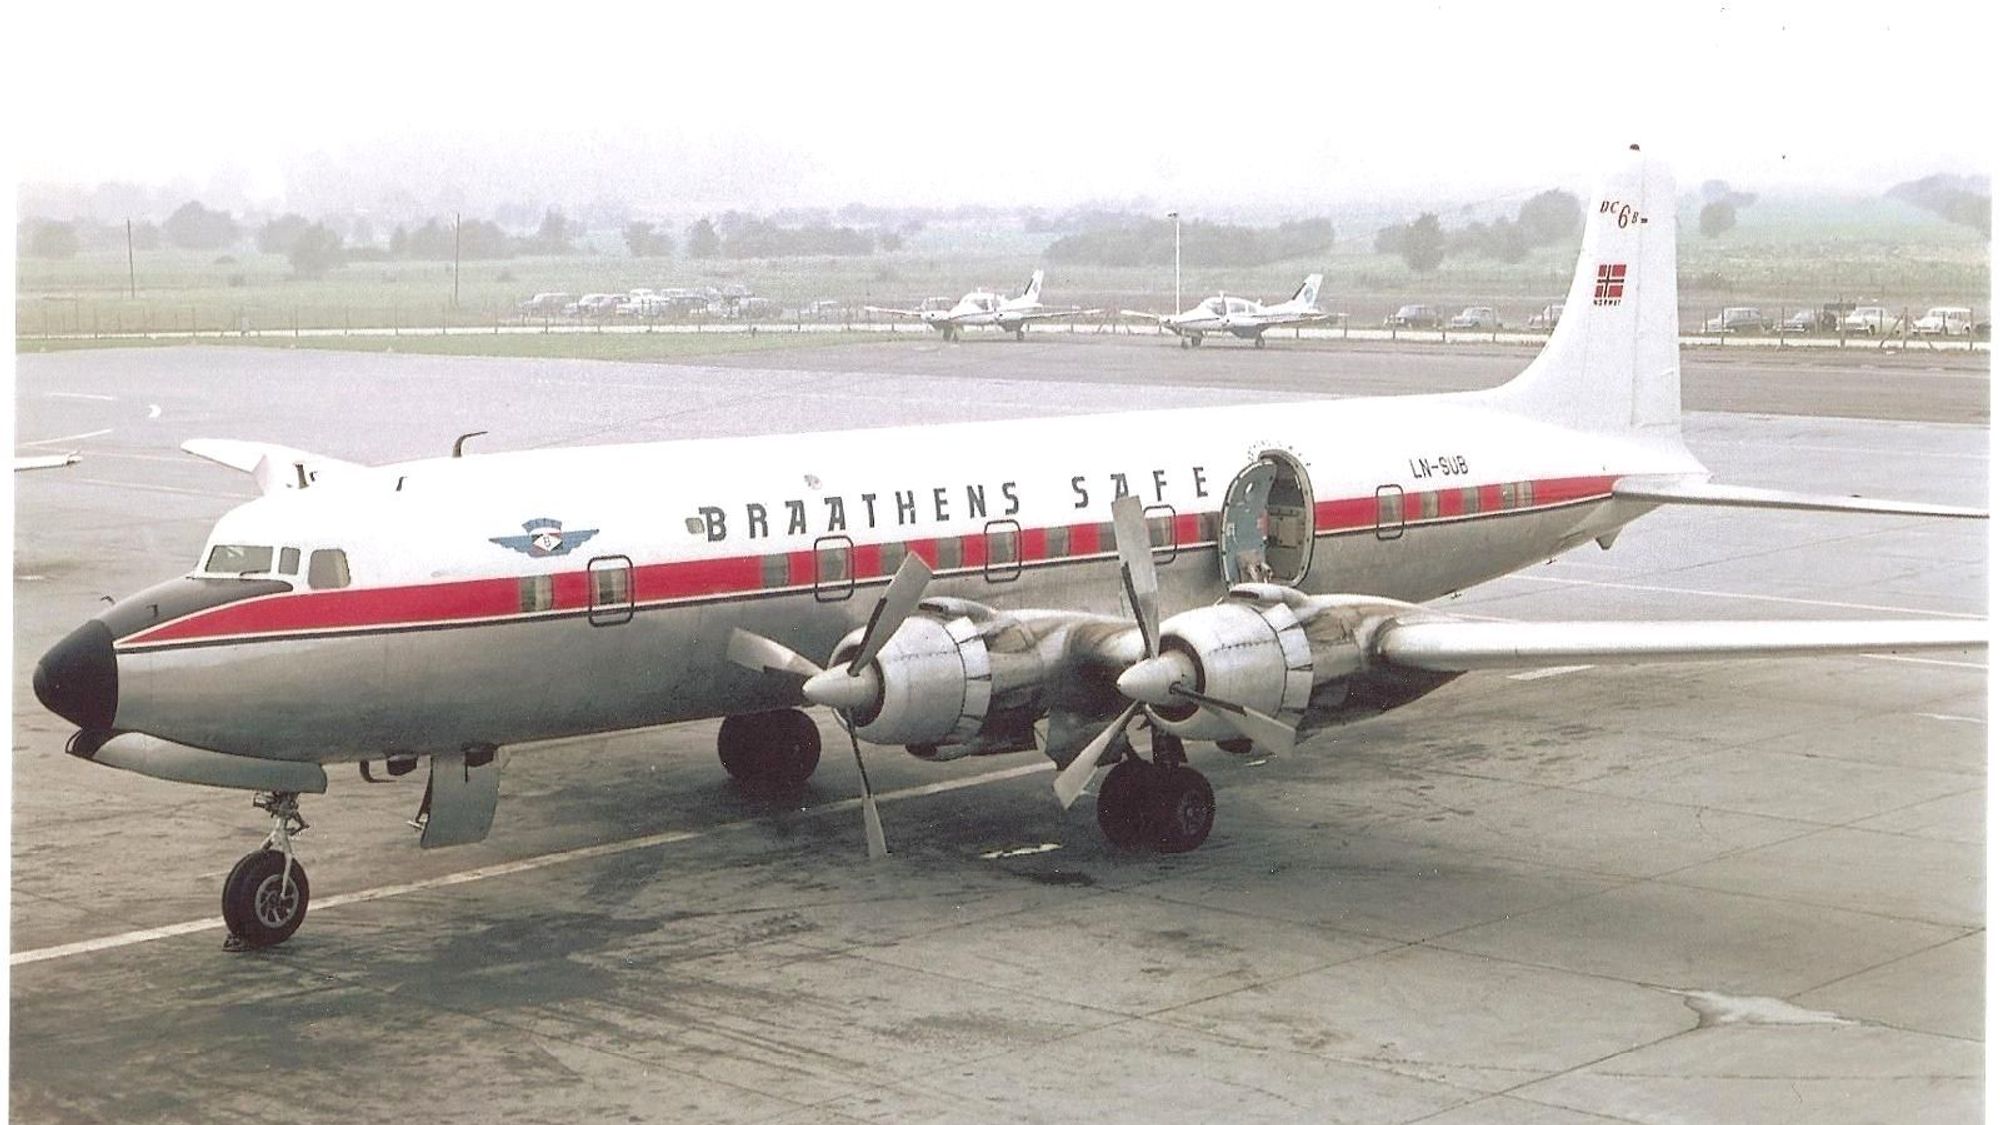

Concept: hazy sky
[[12, 0, 1995, 215]]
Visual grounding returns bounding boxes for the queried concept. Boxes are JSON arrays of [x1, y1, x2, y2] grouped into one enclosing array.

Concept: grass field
[[17, 195, 1986, 344]]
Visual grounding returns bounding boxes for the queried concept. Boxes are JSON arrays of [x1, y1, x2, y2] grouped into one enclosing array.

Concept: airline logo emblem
[[1593, 263, 1627, 306], [490, 517, 599, 558]]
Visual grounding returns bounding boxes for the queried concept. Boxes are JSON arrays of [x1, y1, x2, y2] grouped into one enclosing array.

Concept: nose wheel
[[221, 791, 311, 951]]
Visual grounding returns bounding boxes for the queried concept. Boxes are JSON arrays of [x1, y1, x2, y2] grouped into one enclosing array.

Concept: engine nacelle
[[1145, 599, 1316, 743], [826, 606, 1049, 754], [830, 614, 991, 748]]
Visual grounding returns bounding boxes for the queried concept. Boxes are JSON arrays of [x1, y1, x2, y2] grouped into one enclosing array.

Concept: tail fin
[[1486, 147, 1680, 440], [1290, 273, 1322, 308], [1020, 269, 1045, 303]]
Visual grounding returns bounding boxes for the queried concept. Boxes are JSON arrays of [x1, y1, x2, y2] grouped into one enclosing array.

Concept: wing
[[15, 453, 80, 471], [182, 439, 363, 495], [1613, 477, 1986, 520], [1005, 306, 1099, 324], [862, 306, 926, 319], [1374, 617, 1986, 673]]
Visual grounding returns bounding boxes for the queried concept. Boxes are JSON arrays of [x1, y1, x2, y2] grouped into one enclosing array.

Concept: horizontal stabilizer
[[1614, 478, 1986, 519], [1376, 618, 1986, 673], [183, 439, 361, 494]]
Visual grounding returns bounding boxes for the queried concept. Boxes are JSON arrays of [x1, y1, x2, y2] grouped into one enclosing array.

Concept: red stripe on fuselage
[[119, 475, 1616, 648]]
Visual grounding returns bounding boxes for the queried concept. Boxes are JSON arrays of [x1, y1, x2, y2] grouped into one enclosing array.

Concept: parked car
[[1776, 309, 1821, 334], [1911, 306, 1973, 336], [1384, 304, 1444, 329], [1841, 306, 1901, 335], [1448, 306, 1502, 330], [1703, 307, 1768, 334], [517, 292, 573, 317], [1526, 303, 1563, 330], [573, 293, 623, 317]]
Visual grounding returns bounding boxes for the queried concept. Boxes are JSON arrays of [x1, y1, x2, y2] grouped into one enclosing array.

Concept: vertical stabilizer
[[1291, 273, 1323, 309], [1021, 269, 1046, 304], [1486, 147, 1680, 439]]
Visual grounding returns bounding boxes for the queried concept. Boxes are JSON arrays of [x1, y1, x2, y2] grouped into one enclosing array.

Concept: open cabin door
[[1219, 453, 1315, 586]]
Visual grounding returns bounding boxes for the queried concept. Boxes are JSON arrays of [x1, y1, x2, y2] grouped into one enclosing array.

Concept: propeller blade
[[848, 552, 934, 674], [840, 714, 889, 859], [1053, 701, 1142, 810], [1172, 686, 1297, 756], [727, 628, 825, 679], [1109, 495, 1159, 658]]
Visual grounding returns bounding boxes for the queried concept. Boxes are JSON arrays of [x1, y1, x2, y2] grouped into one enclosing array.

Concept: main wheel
[[1149, 768, 1215, 854], [1179, 337, 1190, 348], [221, 849, 310, 950], [1095, 760, 1155, 849], [1014, 327, 1026, 341], [1253, 335, 1267, 349], [718, 710, 823, 789], [1216, 738, 1255, 755]]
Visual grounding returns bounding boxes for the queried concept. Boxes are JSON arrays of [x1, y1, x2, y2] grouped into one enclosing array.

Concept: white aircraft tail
[[1019, 269, 1045, 304], [1290, 273, 1322, 309], [1486, 147, 1680, 441]]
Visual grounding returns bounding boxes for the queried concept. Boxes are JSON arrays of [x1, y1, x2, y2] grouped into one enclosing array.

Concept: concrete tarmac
[[11, 339, 1986, 1123]]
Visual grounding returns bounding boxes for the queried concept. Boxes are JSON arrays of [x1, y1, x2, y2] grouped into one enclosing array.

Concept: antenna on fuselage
[[452, 431, 488, 458]]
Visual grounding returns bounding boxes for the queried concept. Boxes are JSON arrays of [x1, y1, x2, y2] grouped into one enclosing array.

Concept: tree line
[[1044, 217, 1334, 269], [1374, 189, 1583, 273]]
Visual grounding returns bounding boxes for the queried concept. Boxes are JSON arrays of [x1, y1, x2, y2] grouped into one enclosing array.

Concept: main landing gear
[[718, 709, 822, 790], [1092, 732, 1215, 853], [221, 791, 311, 951]]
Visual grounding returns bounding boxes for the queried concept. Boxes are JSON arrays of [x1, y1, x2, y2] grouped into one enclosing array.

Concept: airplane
[[1123, 274, 1330, 347], [31, 147, 1986, 952], [865, 270, 1092, 341]]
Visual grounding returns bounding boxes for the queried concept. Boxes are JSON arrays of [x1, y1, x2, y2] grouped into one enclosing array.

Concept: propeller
[[1052, 496, 1296, 809], [726, 551, 933, 857]]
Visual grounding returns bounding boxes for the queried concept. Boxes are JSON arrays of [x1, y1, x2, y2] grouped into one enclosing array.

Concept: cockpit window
[[203, 544, 274, 575], [307, 549, 351, 590], [279, 547, 300, 575]]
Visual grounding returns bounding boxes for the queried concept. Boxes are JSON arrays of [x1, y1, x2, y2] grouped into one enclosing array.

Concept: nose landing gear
[[221, 791, 311, 951]]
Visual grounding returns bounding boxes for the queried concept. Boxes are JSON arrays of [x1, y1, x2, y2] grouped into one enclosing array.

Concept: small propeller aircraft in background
[[866, 270, 1094, 340], [33, 148, 1985, 952], [1123, 274, 1331, 347]]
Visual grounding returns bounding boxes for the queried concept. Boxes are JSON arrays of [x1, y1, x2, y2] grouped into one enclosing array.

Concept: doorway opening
[[1218, 452, 1314, 585]]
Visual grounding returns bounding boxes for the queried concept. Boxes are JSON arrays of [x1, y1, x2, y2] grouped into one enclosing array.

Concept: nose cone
[[802, 662, 879, 714], [34, 619, 118, 730], [1116, 652, 1194, 706]]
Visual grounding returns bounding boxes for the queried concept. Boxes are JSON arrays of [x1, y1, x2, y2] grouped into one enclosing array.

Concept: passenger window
[[1519, 480, 1535, 506], [279, 547, 300, 575], [204, 544, 274, 575], [1143, 504, 1178, 564], [1420, 492, 1440, 519], [519, 575, 554, 613], [307, 549, 351, 589], [983, 521, 1021, 583], [1461, 486, 1481, 514], [1500, 482, 1519, 509]]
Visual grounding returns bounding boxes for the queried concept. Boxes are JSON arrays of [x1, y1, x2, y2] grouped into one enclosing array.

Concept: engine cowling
[[1142, 598, 1316, 743], [818, 605, 1050, 755]]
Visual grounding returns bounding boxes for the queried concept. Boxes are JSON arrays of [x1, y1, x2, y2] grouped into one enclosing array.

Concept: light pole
[[1167, 211, 1181, 312]]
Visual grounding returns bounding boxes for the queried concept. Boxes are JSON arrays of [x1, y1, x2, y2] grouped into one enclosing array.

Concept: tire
[[1095, 760, 1155, 849], [221, 849, 310, 949], [1149, 768, 1215, 854], [1216, 738, 1256, 756], [718, 711, 821, 788]]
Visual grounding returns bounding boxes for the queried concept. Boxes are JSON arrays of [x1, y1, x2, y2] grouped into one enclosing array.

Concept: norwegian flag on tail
[[1593, 263, 1627, 306]]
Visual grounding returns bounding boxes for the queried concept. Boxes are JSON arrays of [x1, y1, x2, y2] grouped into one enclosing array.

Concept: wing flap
[[1613, 478, 1986, 520], [1376, 618, 1986, 673]]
